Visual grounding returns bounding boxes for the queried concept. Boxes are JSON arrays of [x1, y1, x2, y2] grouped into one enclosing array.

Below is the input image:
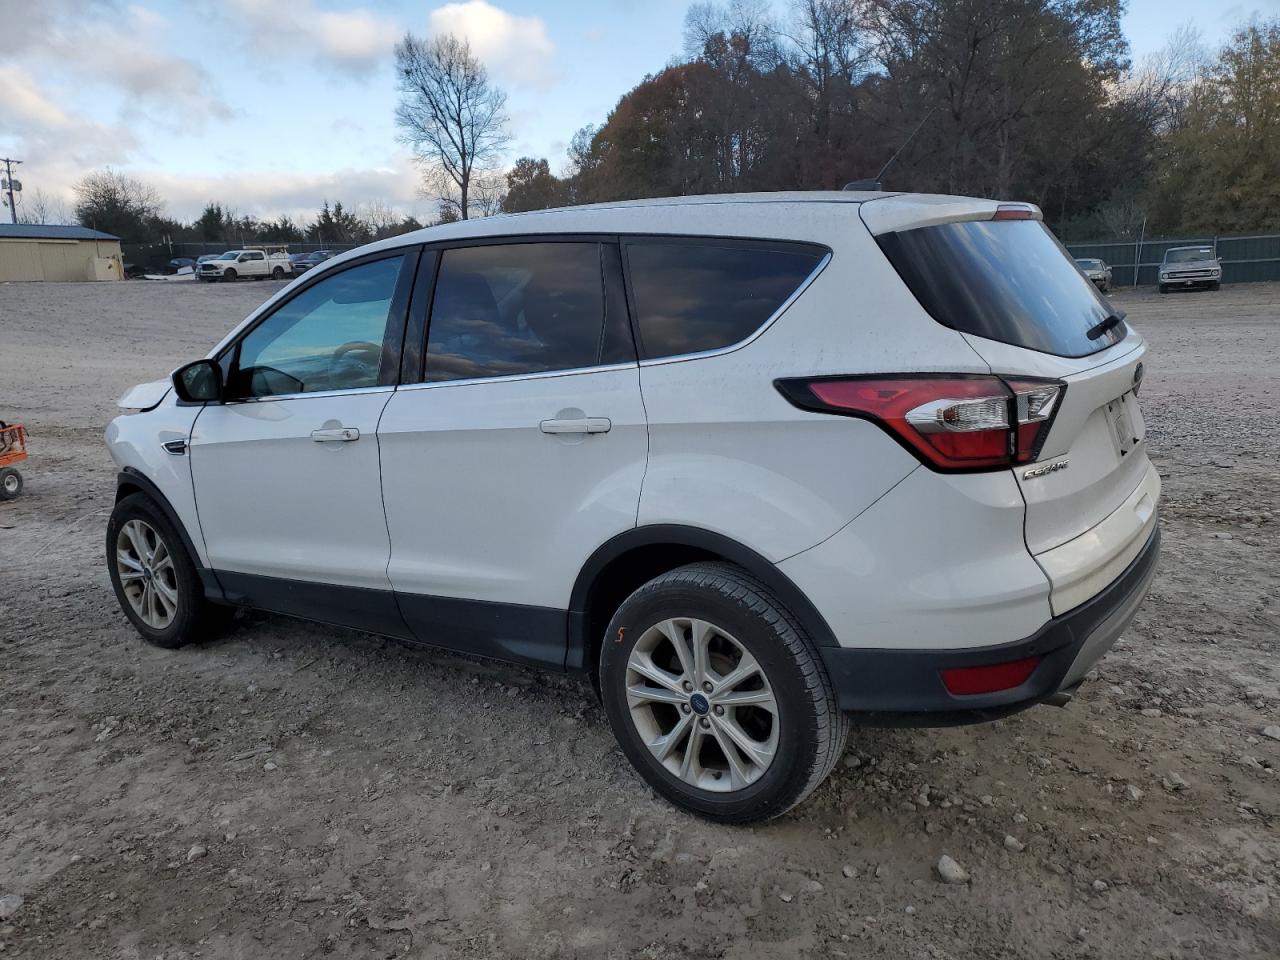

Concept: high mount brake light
[[991, 204, 1037, 221], [775, 375, 1064, 473]]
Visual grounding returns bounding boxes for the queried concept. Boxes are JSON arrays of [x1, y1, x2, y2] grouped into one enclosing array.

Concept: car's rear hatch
[[863, 196, 1158, 615]]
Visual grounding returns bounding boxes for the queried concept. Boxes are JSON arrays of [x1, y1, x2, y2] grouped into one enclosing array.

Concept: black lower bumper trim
[[821, 524, 1161, 726]]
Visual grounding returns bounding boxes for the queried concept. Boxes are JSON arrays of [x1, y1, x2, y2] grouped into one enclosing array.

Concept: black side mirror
[[172, 359, 223, 403]]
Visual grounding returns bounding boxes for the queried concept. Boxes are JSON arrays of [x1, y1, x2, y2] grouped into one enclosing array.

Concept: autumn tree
[[501, 158, 569, 213], [1147, 19, 1280, 232]]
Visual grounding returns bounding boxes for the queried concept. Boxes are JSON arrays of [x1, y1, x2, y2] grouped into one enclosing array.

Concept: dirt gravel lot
[[1, 277, 1277, 959]]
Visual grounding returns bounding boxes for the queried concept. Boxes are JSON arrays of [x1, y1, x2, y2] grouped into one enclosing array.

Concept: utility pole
[[1, 158, 22, 223]]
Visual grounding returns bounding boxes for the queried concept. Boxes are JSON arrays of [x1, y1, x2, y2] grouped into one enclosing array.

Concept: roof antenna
[[844, 106, 938, 192]]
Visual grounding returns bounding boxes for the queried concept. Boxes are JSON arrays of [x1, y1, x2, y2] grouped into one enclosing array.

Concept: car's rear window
[[876, 219, 1125, 358], [625, 240, 826, 359]]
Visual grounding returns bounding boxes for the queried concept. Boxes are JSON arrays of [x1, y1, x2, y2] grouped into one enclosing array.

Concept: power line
[[1, 158, 22, 224]]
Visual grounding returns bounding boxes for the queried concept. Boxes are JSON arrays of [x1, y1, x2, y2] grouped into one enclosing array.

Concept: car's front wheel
[[222, 268, 237, 282], [600, 562, 848, 823], [107, 493, 227, 648]]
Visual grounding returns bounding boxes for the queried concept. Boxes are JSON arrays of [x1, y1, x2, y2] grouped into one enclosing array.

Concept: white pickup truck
[[196, 247, 292, 282]]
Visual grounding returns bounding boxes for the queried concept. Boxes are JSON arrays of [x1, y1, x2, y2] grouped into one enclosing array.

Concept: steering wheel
[[328, 340, 381, 386]]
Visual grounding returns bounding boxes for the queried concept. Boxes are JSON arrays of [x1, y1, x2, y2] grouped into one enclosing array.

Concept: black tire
[[1209, 280, 1220, 291], [106, 493, 227, 648], [600, 562, 849, 823], [1158, 284, 1168, 294], [222, 268, 237, 282], [272, 266, 284, 279], [0, 467, 22, 500]]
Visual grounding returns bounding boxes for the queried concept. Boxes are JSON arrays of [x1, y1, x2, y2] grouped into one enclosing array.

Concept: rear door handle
[[311, 427, 360, 442], [539, 417, 611, 435]]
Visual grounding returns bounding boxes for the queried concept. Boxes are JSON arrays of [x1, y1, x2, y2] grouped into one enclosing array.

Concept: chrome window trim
[[636, 251, 832, 368], [222, 385, 395, 405], [396, 361, 638, 392]]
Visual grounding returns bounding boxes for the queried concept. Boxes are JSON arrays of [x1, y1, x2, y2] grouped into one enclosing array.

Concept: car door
[[377, 239, 647, 668], [239, 250, 264, 276], [190, 248, 418, 635]]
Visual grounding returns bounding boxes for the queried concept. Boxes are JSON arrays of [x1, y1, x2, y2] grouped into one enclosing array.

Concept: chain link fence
[[121, 240, 362, 270], [1064, 233, 1280, 287]]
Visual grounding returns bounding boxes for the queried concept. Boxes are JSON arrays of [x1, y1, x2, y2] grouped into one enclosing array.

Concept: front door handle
[[311, 427, 360, 442], [539, 417, 611, 435]]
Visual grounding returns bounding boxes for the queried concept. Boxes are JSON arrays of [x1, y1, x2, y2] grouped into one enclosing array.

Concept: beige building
[[0, 224, 123, 282]]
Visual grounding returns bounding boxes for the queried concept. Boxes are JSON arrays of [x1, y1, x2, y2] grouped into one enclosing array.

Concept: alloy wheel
[[115, 519, 179, 629], [625, 617, 778, 792]]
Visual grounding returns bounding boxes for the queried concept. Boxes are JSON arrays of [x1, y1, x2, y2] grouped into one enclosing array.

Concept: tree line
[[481, 1, 1279, 239], [60, 1, 1280, 245], [62, 169, 426, 248]]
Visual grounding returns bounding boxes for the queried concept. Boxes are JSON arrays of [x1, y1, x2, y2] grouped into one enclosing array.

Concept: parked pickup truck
[[196, 247, 292, 282], [1158, 246, 1221, 293]]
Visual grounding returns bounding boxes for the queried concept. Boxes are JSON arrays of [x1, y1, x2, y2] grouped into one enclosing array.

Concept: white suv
[[105, 192, 1160, 823]]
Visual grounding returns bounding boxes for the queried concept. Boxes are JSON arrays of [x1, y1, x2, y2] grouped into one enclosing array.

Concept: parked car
[[1158, 246, 1221, 293], [289, 250, 335, 275], [104, 193, 1159, 823], [167, 257, 196, 274], [196, 247, 292, 282], [1074, 257, 1112, 292]]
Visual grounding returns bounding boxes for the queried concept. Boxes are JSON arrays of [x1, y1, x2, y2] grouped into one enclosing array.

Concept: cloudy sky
[[0, 0, 1268, 225]]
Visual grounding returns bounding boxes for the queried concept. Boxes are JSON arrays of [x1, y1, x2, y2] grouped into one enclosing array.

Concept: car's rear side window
[[624, 240, 826, 359], [876, 219, 1124, 358], [424, 242, 621, 383]]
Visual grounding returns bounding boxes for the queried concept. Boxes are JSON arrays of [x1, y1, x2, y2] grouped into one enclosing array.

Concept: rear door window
[[423, 242, 629, 383], [624, 240, 826, 359], [876, 219, 1125, 358]]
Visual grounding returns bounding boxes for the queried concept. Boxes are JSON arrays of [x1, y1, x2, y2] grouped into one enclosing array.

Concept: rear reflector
[[775, 375, 1064, 472], [940, 656, 1041, 695]]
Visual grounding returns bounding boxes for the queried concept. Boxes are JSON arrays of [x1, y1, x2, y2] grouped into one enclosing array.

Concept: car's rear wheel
[[600, 562, 848, 823], [272, 266, 285, 279], [107, 493, 227, 648]]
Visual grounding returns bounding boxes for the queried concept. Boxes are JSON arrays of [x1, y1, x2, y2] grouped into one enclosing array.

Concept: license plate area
[[1106, 392, 1143, 457]]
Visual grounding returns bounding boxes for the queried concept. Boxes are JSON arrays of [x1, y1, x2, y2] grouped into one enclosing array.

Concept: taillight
[[775, 375, 1064, 472]]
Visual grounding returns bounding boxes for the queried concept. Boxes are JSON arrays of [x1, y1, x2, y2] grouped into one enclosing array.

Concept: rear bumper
[[820, 522, 1160, 725]]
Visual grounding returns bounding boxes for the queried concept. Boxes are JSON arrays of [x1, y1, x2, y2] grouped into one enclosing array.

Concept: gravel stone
[[936, 855, 969, 884]]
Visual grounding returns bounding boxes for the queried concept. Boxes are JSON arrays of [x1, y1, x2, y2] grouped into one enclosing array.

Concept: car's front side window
[[228, 254, 407, 399], [423, 242, 621, 383]]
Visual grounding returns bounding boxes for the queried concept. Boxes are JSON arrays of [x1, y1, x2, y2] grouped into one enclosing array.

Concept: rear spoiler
[[859, 196, 1041, 236]]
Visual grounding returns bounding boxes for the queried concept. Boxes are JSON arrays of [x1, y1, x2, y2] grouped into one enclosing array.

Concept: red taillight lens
[[776, 375, 1064, 472], [941, 656, 1041, 695]]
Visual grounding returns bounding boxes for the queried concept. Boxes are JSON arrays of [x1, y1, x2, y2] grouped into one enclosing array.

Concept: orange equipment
[[0, 421, 27, 500]]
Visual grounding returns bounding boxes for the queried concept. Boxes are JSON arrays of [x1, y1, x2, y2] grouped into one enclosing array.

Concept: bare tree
[[72, 168, 163, 239], [395, 33, 511, 220], [18, 188, 69, 225]]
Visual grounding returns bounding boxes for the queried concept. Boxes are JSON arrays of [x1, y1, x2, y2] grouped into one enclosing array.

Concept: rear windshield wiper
[[1086, 311, 1126, 341]]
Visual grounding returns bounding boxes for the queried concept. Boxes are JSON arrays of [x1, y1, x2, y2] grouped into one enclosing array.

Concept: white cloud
[[0, 66, 72, 130], [0, 66, 139, 168], [221, 0, 400, 75], [141, 151, 428, 224], [3, 3, 231, 128], [428, 1, 558, 90]]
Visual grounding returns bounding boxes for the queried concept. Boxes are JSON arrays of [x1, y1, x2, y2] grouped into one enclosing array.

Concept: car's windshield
[[215, 252, 239, 261], [1165, 247, 1213, 264], [1075, 259, 1102, 269]]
